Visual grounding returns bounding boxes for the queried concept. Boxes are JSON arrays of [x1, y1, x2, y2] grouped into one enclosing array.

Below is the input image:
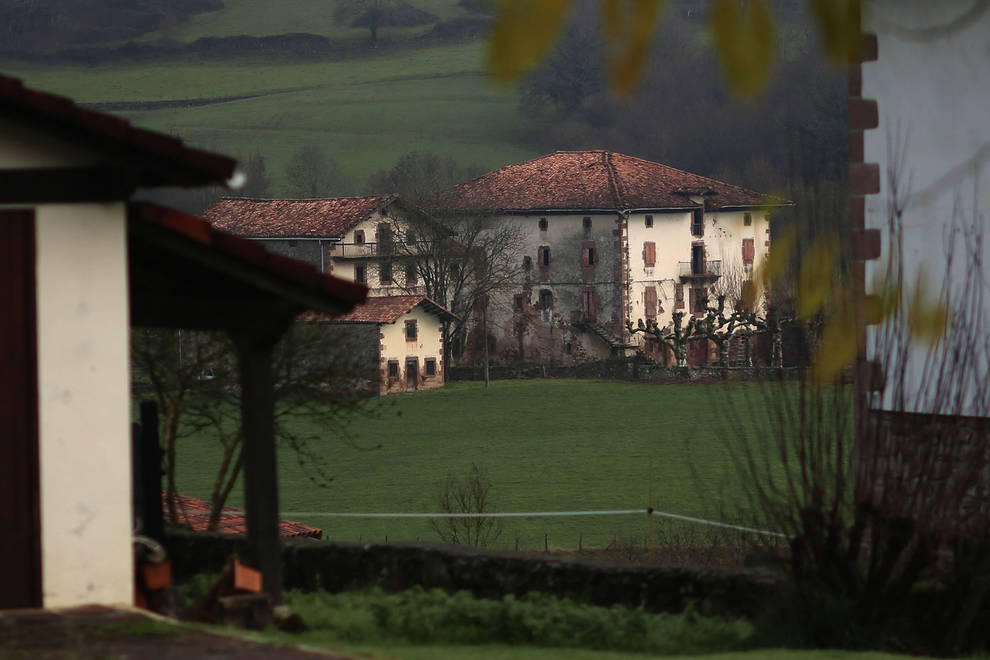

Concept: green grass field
[[172, 380, 783, 551], [2, 39, 535, 190]]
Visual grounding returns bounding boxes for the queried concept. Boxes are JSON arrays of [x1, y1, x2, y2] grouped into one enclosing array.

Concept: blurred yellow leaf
[[755, 223, 796, 291], [708, 0, 776, 97], [795, 236, 839, 319], [809, 0, 862, 65], [487, 0, 573, 83], [906, 269, 948, 343], [739, 279, 758, 311], [605, 0, 665, 95], [601, 0, 623, 38], [813, 303, 858, 383]]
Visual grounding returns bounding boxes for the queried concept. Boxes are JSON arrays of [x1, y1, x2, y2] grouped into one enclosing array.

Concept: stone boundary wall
[[448, 360, 803, 384], [165, 530, 780, 618]]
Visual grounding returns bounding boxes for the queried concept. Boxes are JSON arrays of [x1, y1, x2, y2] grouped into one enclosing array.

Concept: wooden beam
[[0, 166, 137, 203], [231, 321, 291, 605], [0, 209, 42, 609]]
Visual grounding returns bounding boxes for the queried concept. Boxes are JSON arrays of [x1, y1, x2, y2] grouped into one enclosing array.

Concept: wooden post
[[232, 324, 287, 605]]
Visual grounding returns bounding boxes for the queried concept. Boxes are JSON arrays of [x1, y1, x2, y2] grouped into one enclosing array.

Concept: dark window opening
[[425, 358, 436, 376], [355, 264, 367, 284], [539, 289, 553, 310], [405, 319, 417, 341], [523, 255, 532, 270], [538, 217, 548, 231], [387, 361, 399, 379], [690, 287, 709, 315], [379, 262, 393, 284], [691, 208, 704, 236], [564, 342, 572, 354], [354, 230, 365, 244], [584, 246, 597, 266], [513, 294, 524, 311], [691, 244, 705, 275], [377, 223, 392, 253], [744, 212, 752, 226], [583, 216, 592, 231], [538, 246, 551, 267], [405, 263, 418, 286], [645, 215, 654, 228]]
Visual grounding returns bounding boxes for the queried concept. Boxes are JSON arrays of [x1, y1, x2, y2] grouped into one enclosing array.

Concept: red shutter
[[675, 283, 685, 310], [742, 238, 754, 264], [643, 242, 656, 267], [644, 286, 657, 319]]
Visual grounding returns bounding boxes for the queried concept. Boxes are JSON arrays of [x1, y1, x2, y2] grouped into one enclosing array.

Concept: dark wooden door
[[406, 359, 418, 390], [0, 209, 42, 608]]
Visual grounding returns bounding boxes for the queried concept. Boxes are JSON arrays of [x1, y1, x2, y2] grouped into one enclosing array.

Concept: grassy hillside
[[139, 0, 474, 43], [173, 380, 782, 551], [3, 38, 535, 194]]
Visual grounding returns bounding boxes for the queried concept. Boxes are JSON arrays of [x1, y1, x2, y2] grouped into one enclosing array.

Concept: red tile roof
[[130, 202, 369, 313], [165, 493, 322, 539], [0, 74, 235, 188], [432, 150, 787, 213], [203, 196, 396, 239], [300, 295, 459, 324]]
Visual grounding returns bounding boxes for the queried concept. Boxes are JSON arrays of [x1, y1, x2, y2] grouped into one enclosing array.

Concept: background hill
[[0, 0, 845, 226]]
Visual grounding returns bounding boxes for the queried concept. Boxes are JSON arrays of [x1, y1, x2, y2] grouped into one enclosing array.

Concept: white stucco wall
[[329, 214, 421, 295], [626, 209, 770, 338], [35, 203, 134, 607], [863, 1, 990, 415], [380, 305, 445, 393]]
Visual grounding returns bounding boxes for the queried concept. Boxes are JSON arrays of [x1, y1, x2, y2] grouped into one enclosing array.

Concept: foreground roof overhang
[[0, 74, 236, 189], [129, 203, 368, 330]]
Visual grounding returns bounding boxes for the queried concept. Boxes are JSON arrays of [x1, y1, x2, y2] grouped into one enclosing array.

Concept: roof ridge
[[218, 194, 389, 203], [602, 151, 624, 208]]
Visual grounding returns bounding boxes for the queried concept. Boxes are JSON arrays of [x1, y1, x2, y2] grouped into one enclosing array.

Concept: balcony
[[331, 242, 379, 258], [678, 259, 722, 280]]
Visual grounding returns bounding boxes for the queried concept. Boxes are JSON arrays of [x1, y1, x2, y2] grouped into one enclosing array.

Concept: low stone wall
[[165, 530, 780, 618], [448, 360, 801, 383]]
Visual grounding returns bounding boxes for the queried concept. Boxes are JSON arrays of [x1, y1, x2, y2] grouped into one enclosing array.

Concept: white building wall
[[35, 202, 134, 607], [863, 1, 990, 415], [328, 214, 422, 295], [379, 306, 445, 393], [626, 209, 770, 339]]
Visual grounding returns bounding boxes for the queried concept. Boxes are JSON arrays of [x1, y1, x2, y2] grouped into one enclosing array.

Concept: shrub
[[285, 587, 753, 654]]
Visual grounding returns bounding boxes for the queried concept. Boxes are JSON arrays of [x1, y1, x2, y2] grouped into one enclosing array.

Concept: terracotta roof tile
[[165, 493, 322, 539], [203, 196, 394, 239], [432, 150, 787, 212], [0, 73, 235, 187], [300, 295, 459, 324]]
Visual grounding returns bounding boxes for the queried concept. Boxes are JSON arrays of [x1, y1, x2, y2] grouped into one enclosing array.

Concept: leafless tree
[[132, 323, 380, 531], [430, 463, 502, 548], [389, 209, 523, 364]]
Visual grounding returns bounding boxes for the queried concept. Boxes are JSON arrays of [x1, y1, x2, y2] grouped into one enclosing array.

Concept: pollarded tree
[[628, 310, 700, 368]]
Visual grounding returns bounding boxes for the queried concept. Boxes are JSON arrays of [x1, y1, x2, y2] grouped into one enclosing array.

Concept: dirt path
[[0, 605, 350, 659]]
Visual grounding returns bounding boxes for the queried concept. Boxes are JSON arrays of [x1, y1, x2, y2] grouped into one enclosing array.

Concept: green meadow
[[173, 379, 784, 551], [3, 39, 535, 188]]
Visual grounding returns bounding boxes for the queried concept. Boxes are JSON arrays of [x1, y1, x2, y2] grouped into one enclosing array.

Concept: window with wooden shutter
[[644, 286, 657, 319], [675, 283, 685, 309], [377, 223, 392, 253], [379, 262, 393, 284], [405, 263, 417, 287], [691, 208, 704, 236], [354, 264, 367, 284], [742, 238, 755, 264], [582, 289, 597, 322], [643, 241, 656, 267]]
